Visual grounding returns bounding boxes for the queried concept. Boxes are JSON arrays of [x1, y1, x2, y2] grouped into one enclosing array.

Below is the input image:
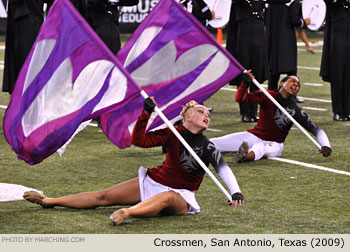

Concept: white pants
[[138, 167, 200, 214], [210, 131, 283, 160]]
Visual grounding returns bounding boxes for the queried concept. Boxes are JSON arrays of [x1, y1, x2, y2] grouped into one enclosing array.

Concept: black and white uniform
[[265, 0, 305, 90], [179, 0, 212, 26], [2, 0, 49, 94], [86, 0, 139, 54], [133, 112, 242, 214], [226, 0, 269, 118], [211, 86, 331, 160], [320, 0, 350, 116]]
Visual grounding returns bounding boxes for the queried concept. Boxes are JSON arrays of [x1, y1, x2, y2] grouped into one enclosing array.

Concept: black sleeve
[[287, 0, 304, 28], [205, 141, 227, 172], [118, 0, 139, 6], [191, 0, 212, 22], [293, 106, 319, 135]]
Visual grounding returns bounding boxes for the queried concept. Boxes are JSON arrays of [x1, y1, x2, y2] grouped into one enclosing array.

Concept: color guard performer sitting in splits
[[23, 99, 244, 225], [210, 70, 332, 163]]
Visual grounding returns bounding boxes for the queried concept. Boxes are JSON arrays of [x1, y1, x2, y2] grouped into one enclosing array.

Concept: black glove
[[143, 97, 156, 114], [231, 192, 244, 202], [320, 146, 332, 157], [242, 72, 253, 88]]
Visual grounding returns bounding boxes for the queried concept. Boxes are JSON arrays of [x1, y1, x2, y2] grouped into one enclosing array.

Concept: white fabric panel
[[124, 26, 163, 68], [22, 57, 114, 137], [23, 39, 56, 94]]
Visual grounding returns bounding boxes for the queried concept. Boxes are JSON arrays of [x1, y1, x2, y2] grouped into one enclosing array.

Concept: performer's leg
[[111, 191, 188, 224], [24, 178, 140, 208], [250, 141, 283, 160], [210, 132, 260, 153], [300, 29, 314, 54], [343, 57, 350, 119], [249, 84, 259, 120], [268, 73, 280, 90]]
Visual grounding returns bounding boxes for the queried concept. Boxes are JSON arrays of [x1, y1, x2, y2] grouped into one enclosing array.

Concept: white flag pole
[[248, 71, 321, 150], [211, 0, 219, 9], [140, 90, 233, 202]]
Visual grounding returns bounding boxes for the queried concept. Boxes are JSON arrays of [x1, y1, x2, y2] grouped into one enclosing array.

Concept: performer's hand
[[304, 18, 311, 26], [211, 10, 215, 20], [143, 97, 156, 114], [243, 70, 254, 87], [319, 146, 332, 157], [228, 192, 244, 208]]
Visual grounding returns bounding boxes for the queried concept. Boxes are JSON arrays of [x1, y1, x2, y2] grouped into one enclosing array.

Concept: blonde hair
[[180, 100, 198, 123]]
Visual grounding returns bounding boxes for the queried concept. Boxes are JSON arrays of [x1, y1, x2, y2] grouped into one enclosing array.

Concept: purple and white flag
[[101, 0, 244, 147], [3, 0, 141, 165]]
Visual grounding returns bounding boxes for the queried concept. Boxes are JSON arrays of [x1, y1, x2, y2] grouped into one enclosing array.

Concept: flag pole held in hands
[[247, 70, 322, 150], [140, 90, 233, 202]]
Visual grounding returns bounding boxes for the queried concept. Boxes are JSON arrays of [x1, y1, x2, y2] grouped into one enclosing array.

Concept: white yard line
[[297, 41, 324, 46], [0, 105, 7, 109], [299, 96, 331, 103], [304, 83, 323, 87], [207, 128, 223, 132], [301, 106, 327, 111], [221, 87, 237, 92], [88, 122, 99, 127], [297, 48, 323, 53], [269, 157, 350, 176], [221, 88, 331, 104], [0, 45, 5, 50], [298, 66, 320, 71]]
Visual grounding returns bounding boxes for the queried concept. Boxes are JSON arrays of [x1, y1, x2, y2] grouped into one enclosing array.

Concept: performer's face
[[280, 76, 300, 98], [187, 105, 210, 132]]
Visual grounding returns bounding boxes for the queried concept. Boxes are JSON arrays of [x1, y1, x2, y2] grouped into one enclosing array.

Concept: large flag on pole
[[3, 0, 141, 165], [101, 0, 244, 148]]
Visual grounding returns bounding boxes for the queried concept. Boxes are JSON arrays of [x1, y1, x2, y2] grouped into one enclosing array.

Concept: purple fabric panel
[[116, 0, 173, 63], [125, 3, 195, 74], [101, 103, 143, 148], [103, 0, 245, 148], [103, 95, 144, 148], [3, 0, 141, 164], [148, 65, 241, 130], [148, 52, 215, 106], [28, 71, 112, 164], [7, 4, 92, 157]]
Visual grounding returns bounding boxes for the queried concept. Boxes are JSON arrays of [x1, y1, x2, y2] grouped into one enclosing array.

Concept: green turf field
[[0, 35, 349, 234]]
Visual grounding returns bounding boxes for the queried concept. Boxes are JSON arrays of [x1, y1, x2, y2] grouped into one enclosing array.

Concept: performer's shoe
[[333, 113, 347, 121], [250, 115, 259, 122], [233, 141, 249, 163], [307, 47, 315, 54], [241, 115, 253, 123], [23, 191, 53, 208]]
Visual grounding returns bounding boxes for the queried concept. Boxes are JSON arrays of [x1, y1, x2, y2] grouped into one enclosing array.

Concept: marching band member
[[179, 0, 215, 26], [210, 70, 332, 163], [265, 0, 310, 95], [226, 0, 270, 123], [320, 0, 350, 121], [23, 99, 244, 225]]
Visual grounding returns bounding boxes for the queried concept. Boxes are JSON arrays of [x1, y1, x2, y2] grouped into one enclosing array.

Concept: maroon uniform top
[[235, 83, 320, 143], [131, 112, 228, 191]]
